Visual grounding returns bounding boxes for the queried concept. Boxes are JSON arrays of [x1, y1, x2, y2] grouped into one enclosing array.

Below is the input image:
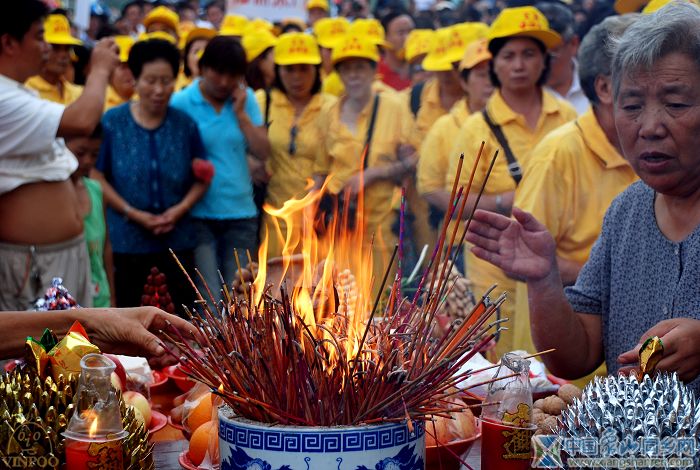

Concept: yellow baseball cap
[[459, 37, 491, 71], [242, 29, 279, 62], [313, 17, 349, 49], [348, 18, 387, 47], [114, 35, 135, 62], [220, 14, 249, 36], [138, 31, 178, 44], [245, 18, 275, 34], [143, 6, 180, 33], [185, 27, 217, 45], [274, 32, 322, 65], [487, 6, 561, 50], [404, 29, 434, 63], [44, 14, 83, 46], [307, 0, 330, 11], [331, 34, 380, 66], [422, 26, 468, 72], [641, 0, 699, 12], [452, 22, 489, 45]]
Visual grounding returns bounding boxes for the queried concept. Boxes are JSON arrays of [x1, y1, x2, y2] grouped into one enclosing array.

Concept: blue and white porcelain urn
[[219, 407, 425, 470]]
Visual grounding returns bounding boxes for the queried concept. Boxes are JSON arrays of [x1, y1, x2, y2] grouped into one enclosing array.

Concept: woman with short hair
[[170, 36, 270, 298], [465, 3, 700, 391], [446, 6, 577, 356], [256, 33, 336, 258], [93, 38, 210, 312]]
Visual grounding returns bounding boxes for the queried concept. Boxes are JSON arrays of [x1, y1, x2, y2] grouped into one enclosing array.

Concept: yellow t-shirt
[[256, 88, 337, 258], [446, 89, 577, 356], [322, 70, 345, 97], [511, 106, 637, 355], [104, 86, 130, 112], [25, 75, 83, 105], [417, 98, 470, 196], [315, 91, 414, 279], [411, 78, 450, 145]]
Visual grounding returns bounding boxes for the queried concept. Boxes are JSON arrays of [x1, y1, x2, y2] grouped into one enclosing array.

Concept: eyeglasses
[[288, 125, 298, 156]]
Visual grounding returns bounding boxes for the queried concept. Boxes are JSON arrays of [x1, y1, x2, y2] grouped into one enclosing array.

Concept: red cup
[[480, 418, 536, 470]]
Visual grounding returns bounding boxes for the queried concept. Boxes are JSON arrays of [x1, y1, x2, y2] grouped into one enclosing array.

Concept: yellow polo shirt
[[256, 89, 337, 258], [322, 70, 345, 97], [104, 86, 130, 112], [512, 107, 637, 360], [25, 75, 83, 105], [315, 91, 414, 280], [446, 89, 576, 356], [411, 78, 450, 144], [417, 98, 470, 196]]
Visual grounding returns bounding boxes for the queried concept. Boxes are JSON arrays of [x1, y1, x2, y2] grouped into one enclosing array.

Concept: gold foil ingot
[[49, 331, 100, 381], [639, 336, 664, 377]]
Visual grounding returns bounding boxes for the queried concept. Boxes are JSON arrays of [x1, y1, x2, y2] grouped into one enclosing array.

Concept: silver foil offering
[[558, 372, 700, 468]]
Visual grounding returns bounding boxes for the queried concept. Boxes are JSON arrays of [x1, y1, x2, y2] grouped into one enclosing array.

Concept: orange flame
[[87, 412, 99, 438], [255, 173, 381, 367]]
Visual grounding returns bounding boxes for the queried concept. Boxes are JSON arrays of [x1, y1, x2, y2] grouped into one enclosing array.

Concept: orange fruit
[[188, 420, 217, 466], [185, 393, 213, 433]]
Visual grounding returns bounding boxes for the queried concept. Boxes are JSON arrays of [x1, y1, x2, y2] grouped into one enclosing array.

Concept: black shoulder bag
[[481, 109, 522, 185]]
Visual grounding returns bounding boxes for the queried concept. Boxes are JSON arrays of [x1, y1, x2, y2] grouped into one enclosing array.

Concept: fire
[[255, 176, 379, 365], [87, 412, 99, 438]]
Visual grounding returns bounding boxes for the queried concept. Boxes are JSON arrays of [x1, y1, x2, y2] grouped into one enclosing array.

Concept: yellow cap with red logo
[[138, 31, 177, 44], [143, 6, 180, 33], [245, 18, 275, 34], [114, 35, 135, 62], [459, 37, 492, 71], [274, 32, 322, 65], [486, 6, 561, 50], [307, 0, 330, 11], [331, 34, 380, 66], [348, 18, 387, 47], [404, 29, 434, 63], [44, 14, 83, 46], [219, 14, 249, 36], [242, 29, 279, 62], [423, 26, 473, 72], [313, 17, 349, 49]]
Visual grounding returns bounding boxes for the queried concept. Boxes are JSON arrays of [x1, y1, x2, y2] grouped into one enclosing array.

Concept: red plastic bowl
[[162, 365, 196, 392], [425, 428, 481, 470], [150, 370, 169, 390], [148, 410, 168, 435]]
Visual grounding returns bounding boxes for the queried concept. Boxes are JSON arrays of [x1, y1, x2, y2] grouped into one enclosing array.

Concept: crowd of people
[[1, 0, 700, 387]]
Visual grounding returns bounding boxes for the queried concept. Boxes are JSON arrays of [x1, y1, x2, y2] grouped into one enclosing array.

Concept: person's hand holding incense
[[465, 207, 557, 282], [618, 318, 700, 382]]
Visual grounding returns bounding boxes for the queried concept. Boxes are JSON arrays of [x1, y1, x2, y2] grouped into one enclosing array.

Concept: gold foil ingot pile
[[0, 367, 154, 469]]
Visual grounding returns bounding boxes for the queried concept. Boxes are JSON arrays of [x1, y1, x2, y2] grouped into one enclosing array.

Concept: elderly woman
[[446, 6, 577, 356], [257, 33, 336, 258], [465, 3, 700, 390], [93, 38, 209, 312]]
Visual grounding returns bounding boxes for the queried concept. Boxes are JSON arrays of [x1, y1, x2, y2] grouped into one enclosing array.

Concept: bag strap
[[264, 87, 271, 129], [481, 109, 522, 185], [409, 81, 425, 117], [362, 94, 380, 170]]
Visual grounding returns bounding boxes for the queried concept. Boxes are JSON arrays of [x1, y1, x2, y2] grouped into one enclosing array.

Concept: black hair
[[183, 36, 209, 77], [0, 0, 49, 47], [487, 36, 551, 88], [71, 45, 92, 86], [66, 122, 103, 142], [205, 0, 225, 12], [281, 23, 304, 34], [460, 67, 471, 83], [121, 1, 144, 17], [127, 38, 181, 79], [380, 8, 413, 33], [273, 64, 323, 95], [244, 47, 273, 91], [199, 35, 247, 76]]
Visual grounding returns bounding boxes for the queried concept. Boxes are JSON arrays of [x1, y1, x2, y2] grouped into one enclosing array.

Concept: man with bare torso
[[0, 0, 119, 310]]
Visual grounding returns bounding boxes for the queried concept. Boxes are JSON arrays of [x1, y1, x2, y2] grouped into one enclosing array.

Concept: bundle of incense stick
[[162, 145, 512, 427]]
